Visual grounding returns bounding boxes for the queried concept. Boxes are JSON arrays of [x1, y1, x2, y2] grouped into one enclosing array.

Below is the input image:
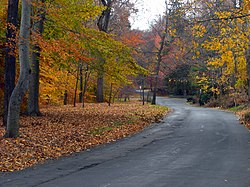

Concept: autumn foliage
[[1, 0, 250, 172], [0, 101, 168, 172]]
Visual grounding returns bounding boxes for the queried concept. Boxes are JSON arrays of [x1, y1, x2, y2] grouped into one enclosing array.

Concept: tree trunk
[[247, 58, 250, 102], [96, 0, 112, 103], [79, 62, 83, 103], [3, 0, 19, 127], [63, 90, 68, 105], [82, 64, 90, 108], [108, 83, 113, 106], [142, 78, 145, 105], [152, 2, 169, 105], [97, 0, 112, 32], [4, 0, 31, 138], [74, 65, 80, 107], [96, 71, 104, 103], [27, 0, 45, 116], [113, 90, 118, 103], [246, 36, 250, 103]]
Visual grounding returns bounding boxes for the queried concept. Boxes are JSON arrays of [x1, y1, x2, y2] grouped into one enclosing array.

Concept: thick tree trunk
[[96, 71, 104, 102], [96, 0, 112, 103], [82, 65, 90, 108], [97, 0, 112, 32], [4, 0, 31, 138], [27, 0, 45, 116], [151, 60, 160, 105], [63, 90, 68, 105], [3, 0, 19, 127], [108, 83, 113, 106]]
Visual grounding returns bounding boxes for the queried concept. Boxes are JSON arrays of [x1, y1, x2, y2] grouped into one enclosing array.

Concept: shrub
[[206, 98, 220, 107]]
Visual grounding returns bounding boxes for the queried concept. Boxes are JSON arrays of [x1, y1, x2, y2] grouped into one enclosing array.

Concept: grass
[[228, 105, 247, 112]]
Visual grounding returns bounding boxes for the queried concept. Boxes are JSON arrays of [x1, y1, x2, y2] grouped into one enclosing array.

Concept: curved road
[[1, 98, 249, 187]]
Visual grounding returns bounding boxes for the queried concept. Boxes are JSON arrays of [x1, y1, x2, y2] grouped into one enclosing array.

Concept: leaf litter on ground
[[0, 101, 169, 172]]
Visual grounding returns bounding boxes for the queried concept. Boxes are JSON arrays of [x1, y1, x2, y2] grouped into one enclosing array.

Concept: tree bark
[[3, 0, 19, 127], [63, 90, 68, 105], [108, 83, 113, 106], [96, 0, 112, 103], [4, 0, 31, 138], [79, 62, 83, 103], [247, 50, 250, 102], [96, 71, 104, 102], [97, 0, 112, 32], [27, 0, 45, 116], [74, 65, 80, 107], [152, 1, 169, 105], [82, 64, 90, 108], [142, 78, 145, 105], [246, 32, 250, 103]]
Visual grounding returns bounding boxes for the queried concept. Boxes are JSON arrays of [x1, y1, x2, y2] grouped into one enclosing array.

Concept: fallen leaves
[[230, 107, 250, 130], [0, 101, 168, 172]]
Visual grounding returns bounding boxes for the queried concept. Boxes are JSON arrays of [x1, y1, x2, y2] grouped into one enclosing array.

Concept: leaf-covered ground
[[0, 101, 168, 172], [233, 109, 250, 130], [226, 105, 250, 130]]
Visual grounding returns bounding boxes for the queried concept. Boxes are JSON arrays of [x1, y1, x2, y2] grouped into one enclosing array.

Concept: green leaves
[[47, 0, 103, 31]]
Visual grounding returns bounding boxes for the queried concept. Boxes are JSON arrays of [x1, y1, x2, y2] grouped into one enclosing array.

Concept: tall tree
[[27, 0, 45, 116], [244, 1, 250, 102], [96, 0, 112, 103], [3, 0, 19, 126], [152, 1, 169, 105], [247, 32, 250, 102], [4, 0, 31, 138]]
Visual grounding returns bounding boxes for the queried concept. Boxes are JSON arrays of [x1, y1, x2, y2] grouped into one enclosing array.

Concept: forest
[[0, 0, 250, 171]]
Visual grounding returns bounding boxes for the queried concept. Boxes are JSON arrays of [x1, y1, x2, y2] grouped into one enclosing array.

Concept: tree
[[3, 0, 19, 126], [152, 1, 169, 105], [96, 0, 112, 103], [244, 2, 250, 102], [187, 0, 250, 106], [27, 0, 45, 116], [4, 0, 31, 138]]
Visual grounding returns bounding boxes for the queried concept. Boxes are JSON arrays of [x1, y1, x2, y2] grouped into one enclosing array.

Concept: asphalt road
[[1, 97, 249, 187]]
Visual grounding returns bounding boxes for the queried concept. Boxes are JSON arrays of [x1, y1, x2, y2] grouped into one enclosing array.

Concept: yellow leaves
[[214, 11, 232, 19], [197, 75, 210, 88], [192, 7, 249, 92], [243, 0, 250, 12], [207, 59, 222, 68], [221, 27, 227, 35], [195, 51, 200, 57], [169, 28, 177, 38], [211, 87, 220, 95], [202, 36, 221, 51], [0, 0, 7, 37], [192, 24, 206, 37], [221, 51, 233, 64]]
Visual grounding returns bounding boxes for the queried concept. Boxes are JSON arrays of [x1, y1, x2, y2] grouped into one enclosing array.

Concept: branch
[[100, 0, 107, 6], [195, 13, 250, 23]]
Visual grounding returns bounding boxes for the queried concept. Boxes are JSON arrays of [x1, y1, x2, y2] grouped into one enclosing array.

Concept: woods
[[0, 0, 250, 137]]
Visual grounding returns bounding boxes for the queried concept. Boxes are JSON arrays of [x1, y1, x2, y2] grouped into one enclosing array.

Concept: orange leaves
[[38, 35, 92, 63], [0, 101, 168, 172], [121, 31, 145, 48]]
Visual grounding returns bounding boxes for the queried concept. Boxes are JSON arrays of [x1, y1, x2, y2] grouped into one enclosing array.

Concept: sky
[[130, 0, 166, 30]]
